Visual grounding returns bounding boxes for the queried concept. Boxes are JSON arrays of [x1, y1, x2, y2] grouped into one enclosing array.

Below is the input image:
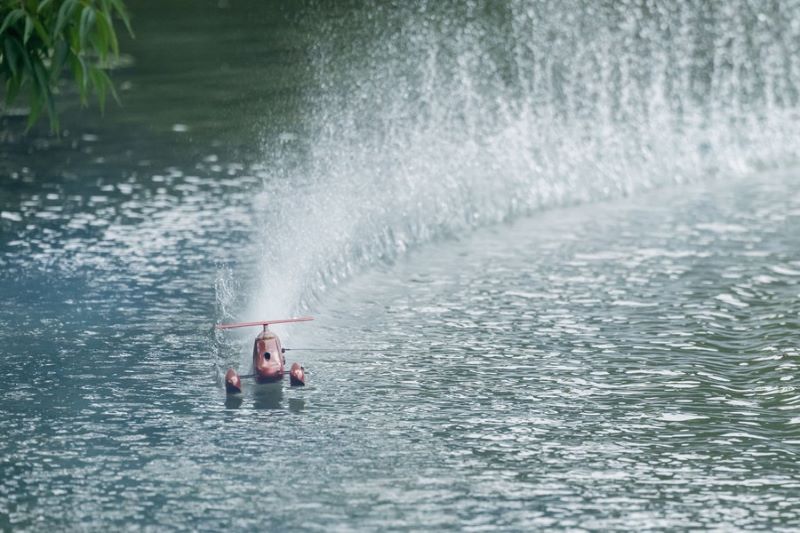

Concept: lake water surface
[[2, 1, 800, 530]]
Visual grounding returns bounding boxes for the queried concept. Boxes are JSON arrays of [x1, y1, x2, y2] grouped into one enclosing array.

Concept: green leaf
[[54, 0, 77, 38], [32, 18, 50, 47], [79, 55, 88, 93], [51, 38, 69, 81], [26, 76, 43, 130], [37, 0, 55, 14], [68, 21, 79, 51], [88, 32, 105, 63], [101, 69, 119, 105], [88, 67, 107, 112], [0, 9, 25, 37], [3, 0, 131, 132], [68, 53, 88, 103], [95, 10, 117, 57], [3, 36, 33, 79], [10, 37, 33, 76], [32, 57, 57, 129], [109, 0, 133, 36], [32, 57, 49, 95], [5, 76, 22, 107], [3, 36, 19, 78], [23, 15, 33, 44], [94, 68, 120, 109], [79, 6, 95, 50]]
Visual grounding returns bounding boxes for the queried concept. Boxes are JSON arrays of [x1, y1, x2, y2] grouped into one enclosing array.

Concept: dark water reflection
[[252, 384, 284, 410]]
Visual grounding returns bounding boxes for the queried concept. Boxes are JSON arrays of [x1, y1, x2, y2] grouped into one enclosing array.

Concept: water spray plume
[[246, 0, 800, 316]]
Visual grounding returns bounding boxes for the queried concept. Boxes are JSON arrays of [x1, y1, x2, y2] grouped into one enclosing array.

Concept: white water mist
[[246, 0, 800, 319]]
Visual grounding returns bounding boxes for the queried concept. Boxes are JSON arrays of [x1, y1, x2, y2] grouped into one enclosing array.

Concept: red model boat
[[216, 317, 312, 394]]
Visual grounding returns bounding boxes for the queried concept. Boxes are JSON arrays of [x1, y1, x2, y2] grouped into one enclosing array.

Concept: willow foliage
[[0, 0, 132, 131]]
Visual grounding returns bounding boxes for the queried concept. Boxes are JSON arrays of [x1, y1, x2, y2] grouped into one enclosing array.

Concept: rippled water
[[2, 169, 800, 530], [4, 0, 800, 530], [311, 172, 800, 530]]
